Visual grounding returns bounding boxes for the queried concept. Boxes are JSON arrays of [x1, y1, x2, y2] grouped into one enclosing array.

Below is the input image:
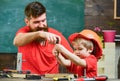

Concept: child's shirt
[[67, 55, 97, 78]]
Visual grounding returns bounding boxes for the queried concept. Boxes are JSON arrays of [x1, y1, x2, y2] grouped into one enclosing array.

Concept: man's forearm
[[13, 32, 39, 46]]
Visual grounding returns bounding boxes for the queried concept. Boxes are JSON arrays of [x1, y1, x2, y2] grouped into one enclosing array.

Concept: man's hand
[[39, 31, 61, 44]]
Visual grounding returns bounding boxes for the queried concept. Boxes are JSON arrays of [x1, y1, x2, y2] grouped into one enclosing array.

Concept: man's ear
[[24, 18, 29, 26]]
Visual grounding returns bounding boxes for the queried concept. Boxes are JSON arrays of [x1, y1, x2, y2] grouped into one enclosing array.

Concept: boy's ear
[[88, 47, 94, 53]]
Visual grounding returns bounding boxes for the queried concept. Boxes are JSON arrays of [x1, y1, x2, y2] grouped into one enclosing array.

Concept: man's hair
[[24, 1, 46, 19]]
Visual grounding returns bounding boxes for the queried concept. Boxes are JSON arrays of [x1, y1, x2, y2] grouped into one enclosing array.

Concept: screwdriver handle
[[56, 37, 59, 44], [95, 76, 108, 81]]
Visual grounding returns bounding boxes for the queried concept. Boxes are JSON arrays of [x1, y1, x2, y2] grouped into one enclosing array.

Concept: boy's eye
[[78, 48, 83, 50], [74, 48, 77, 51], [74, 48, 82, 51]]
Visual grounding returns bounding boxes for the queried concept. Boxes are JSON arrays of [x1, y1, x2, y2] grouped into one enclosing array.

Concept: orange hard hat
[[68, 29, 102, 59]]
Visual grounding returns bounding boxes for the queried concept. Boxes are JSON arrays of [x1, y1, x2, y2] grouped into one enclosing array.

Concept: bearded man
[[13, 1, 73, 75]]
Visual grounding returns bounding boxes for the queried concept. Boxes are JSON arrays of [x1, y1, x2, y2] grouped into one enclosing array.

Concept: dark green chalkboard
[[0, 0, 84, 53]]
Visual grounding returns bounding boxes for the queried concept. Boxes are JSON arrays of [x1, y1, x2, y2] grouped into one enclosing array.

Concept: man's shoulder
[[18, 26, 29, 31], [48, 27, 62, 35], [19, 26, 29, 30], [16, 26, 30, 34]]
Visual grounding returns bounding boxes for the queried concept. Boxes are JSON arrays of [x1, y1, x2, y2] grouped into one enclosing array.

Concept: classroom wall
[[0, 0, 84, 53]]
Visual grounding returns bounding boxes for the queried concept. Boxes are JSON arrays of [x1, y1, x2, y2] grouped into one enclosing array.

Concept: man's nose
[[39, 23, 45, 27]]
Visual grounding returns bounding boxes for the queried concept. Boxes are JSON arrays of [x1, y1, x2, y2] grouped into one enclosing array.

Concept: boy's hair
[[24, 1, 46, 19], [72, 38, 93, 52]]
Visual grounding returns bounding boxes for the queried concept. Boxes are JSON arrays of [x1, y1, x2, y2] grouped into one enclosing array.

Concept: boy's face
[[73, 43, 90, 59], [25, 13, 48, 32]]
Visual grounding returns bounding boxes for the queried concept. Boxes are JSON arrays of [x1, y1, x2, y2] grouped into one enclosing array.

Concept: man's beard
[[30, 26, 48, 32], [29, 26, 48, 42]]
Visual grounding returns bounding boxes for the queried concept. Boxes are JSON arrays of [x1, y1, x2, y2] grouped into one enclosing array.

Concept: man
[[13, 1, 73, 75]]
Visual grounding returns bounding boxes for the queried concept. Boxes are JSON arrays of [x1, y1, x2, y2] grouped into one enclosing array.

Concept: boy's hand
[[52, 47, 59, 57]]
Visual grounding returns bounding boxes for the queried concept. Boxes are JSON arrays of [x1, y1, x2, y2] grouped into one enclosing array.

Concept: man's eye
[[34, 21, 39, 24], [41, 19, 46, 22]]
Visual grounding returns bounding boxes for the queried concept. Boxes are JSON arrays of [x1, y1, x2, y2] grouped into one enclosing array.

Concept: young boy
[[52, 29, 102, 78]]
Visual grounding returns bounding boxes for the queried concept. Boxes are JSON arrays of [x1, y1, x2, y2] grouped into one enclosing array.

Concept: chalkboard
[[0, 0, 84, 53], [114, 0, 120, 19]]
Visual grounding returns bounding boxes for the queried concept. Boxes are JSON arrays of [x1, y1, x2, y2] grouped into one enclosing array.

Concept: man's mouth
[[37, 27, 48, 31]]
